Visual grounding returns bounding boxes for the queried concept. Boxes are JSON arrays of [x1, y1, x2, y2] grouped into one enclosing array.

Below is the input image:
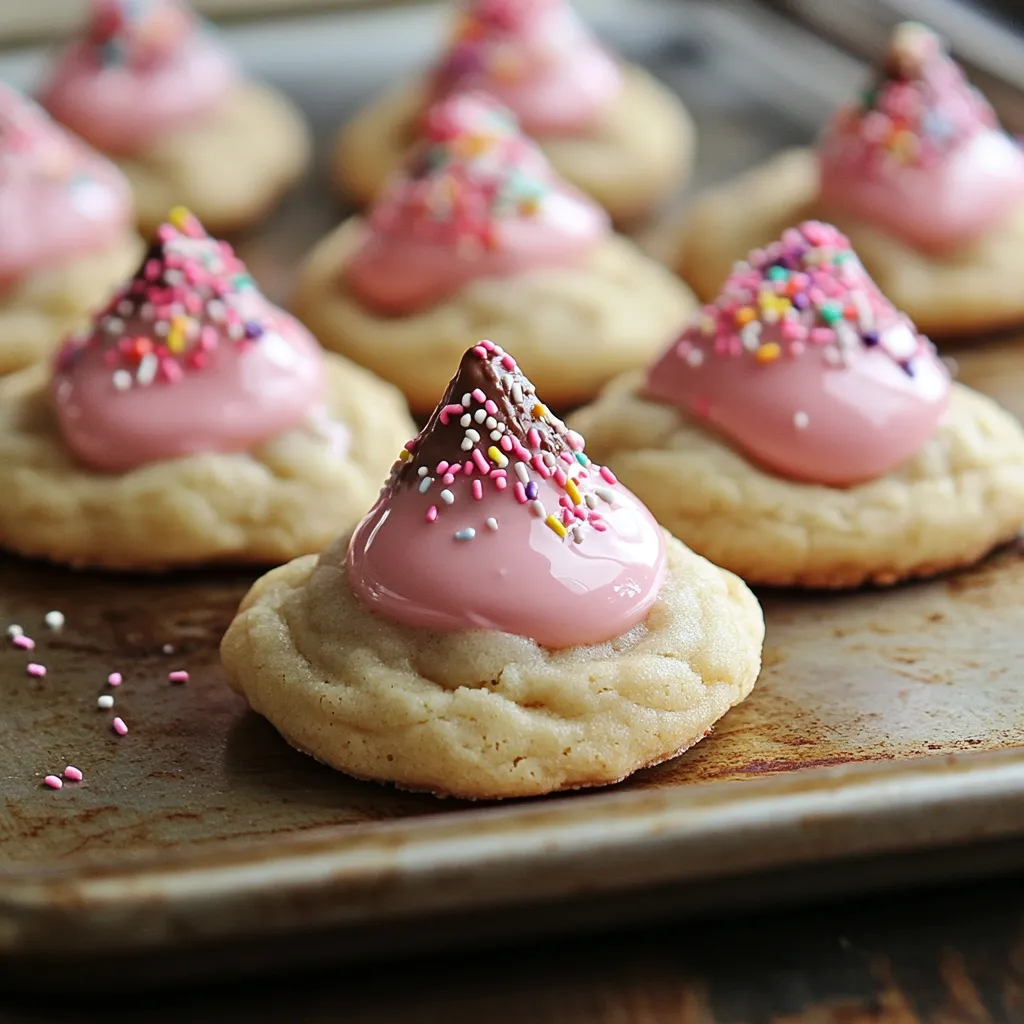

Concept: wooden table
[[5, 874, 1023, 1022]]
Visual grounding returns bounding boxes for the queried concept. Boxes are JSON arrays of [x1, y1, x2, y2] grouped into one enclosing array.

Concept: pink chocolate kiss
[[348, 341, 665, 649], [39, 0, 237, 156], [817, 22, 1024, 251], [344, 92, 609, 315], [53, 210, 326, 473], [645, 221, 950, 487]]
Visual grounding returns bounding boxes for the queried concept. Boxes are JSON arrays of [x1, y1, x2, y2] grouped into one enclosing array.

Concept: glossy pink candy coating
[[52, 212, 327, 474], [345, 93, 609, 315], [433, 0, 621, 135], [39, 0, 237, 156], [0, 84, 133, 287], [645, 221, 950, 487], [818, 23, 1024, 251], [348, 342, 665, 649]]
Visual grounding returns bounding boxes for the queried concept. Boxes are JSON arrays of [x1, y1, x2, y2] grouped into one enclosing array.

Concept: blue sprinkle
[[245, 321, 264, 339], [525, 482, 538, 500], [418, 477, 433, 493], [454, 528, 476, 541]]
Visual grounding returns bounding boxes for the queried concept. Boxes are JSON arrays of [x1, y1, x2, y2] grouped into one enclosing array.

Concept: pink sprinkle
[[472, 388, 486, 403], [12, 635, 34, 650], [449, 463, 462, 475], [500, 435, 513, 452], [514, 482, 527, 504], [439, 404, 464, 425], [112, 717, 128, 736], [484, 400, 497, 415], [473, 345, 488, 358], [592, 520, 608, 532], [44, 775, 63, 790], [426, 505, 438, 523], [64, 766, 83, 782], [436, 461, 449, 474], [107, 672, 122, 687], [26, 663, 45, 678], [810, 327, 835, 345], [480, 339, 495, 351], [560, 452, 574, 464], [553, 469, 568, 487], [600, 466, 617, 485], [472, 449, 490, 474], [501, 355, 516, 370], [528, 429, 541, 448], [789, 341, 806, 357], [561, 508, 574, 526], [511, 439, 530, 461], [491, 469, 507, 479], [573, 506, 586, 521], [442, 473, 455, 485], [494, 476, 507, 491], [472, 480, 483, 501], [169, 670, 189, 684]]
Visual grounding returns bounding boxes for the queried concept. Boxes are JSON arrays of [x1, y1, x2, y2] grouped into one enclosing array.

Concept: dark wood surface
[[4, 874, 1024, 1022]]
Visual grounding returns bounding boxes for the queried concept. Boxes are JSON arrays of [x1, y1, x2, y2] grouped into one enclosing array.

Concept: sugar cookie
[[39, 0, 311, 235], [573, 222, 1024, 587], [333, 0, 694, 224], [676, 24, 1024, 340], [222, 341, 763, 799], [0, 210, 414, 570], [297, 93, 694, 413]]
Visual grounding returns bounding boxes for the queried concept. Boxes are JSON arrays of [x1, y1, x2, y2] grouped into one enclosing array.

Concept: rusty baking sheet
[[5, 0, 1024, 982]]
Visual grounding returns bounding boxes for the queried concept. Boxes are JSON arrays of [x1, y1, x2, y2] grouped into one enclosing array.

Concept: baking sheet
[[4, 0, 1024, 982]]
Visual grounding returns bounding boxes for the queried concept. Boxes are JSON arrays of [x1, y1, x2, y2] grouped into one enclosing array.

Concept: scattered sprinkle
[[168, 670, 189, 684], [43, 775, 63, 790], [63, 766, 83, 782], [98, 695, 115, 709], [486, 517, 498, 531], [454, 528, 476, 541], [107, 672, 123, 686], [44, 611, 65, 631], [12, 634, 35, 651], [112, 717, 128, 736], [794, 411, 810, 430], [6, 624, 23, 638], [26, 663, 46, 678]]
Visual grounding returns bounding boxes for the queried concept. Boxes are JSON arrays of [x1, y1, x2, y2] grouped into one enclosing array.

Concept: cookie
[[222, 341, 763, 799], [676, 24, 1024, 341], [0, 210, 414, 570], [572, 222, 1024, 587], [298, 93, 694, 413], [0, 84, 141, 375], [39, 0, 311, 236], [332, 0, 694, 224]]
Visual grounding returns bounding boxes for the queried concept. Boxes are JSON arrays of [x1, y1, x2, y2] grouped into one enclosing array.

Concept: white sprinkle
[[485, 417, 497, 430], [440, 489, 455, 505], [529, 500, 546, 518], [154, 321, 170, 337], [418, 477, 433, 493], [162, 644, 174, 655], [515, 463, 531, 484], [686, 349, 705, 367], [497, 422, 506, 433], [454, 528, 476, 541], [164, 269, 184, 287], [112, 370, 133, 391], [465, 428, 481, 443], [486, 517, 498, 531], [116, 299, 133, 317], [44, 611, 64, 631], [98, 695, 114, 709], [418, 466, 428, 476], [823, 346, 843, 365], [6, 624, 23, 638], [542, 452, 556, 467], [584, 493, 597, 510], [461, 393, 471, 407], [136, 352, 159, 386], [460, 437, 473, 451], [139, 302, 155, 321], [571, 526, 584, 544], [102, 316, 124, 335], [794, 411, 810, 430], [474, 409, 486, 423], [460, 414, 471, 427], [851, 289, 874, 331], [207, 299, 226, 321], [489, 431, 502, 441], [511, 383, 523, 404], [596, 487, 616, 504], [740, 322, 762, 351], [228, 323, 244, 341]]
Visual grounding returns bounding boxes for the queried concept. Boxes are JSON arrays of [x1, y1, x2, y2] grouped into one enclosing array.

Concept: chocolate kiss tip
[[395, 342, 571, 489]]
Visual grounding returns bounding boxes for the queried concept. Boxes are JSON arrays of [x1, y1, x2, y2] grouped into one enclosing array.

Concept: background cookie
[[572, 375, 1024, 588], [294, 221, 694, 412], [0, 354, 412, 570], [221, 530, 764, 800], [334, 64, 694, 225]]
